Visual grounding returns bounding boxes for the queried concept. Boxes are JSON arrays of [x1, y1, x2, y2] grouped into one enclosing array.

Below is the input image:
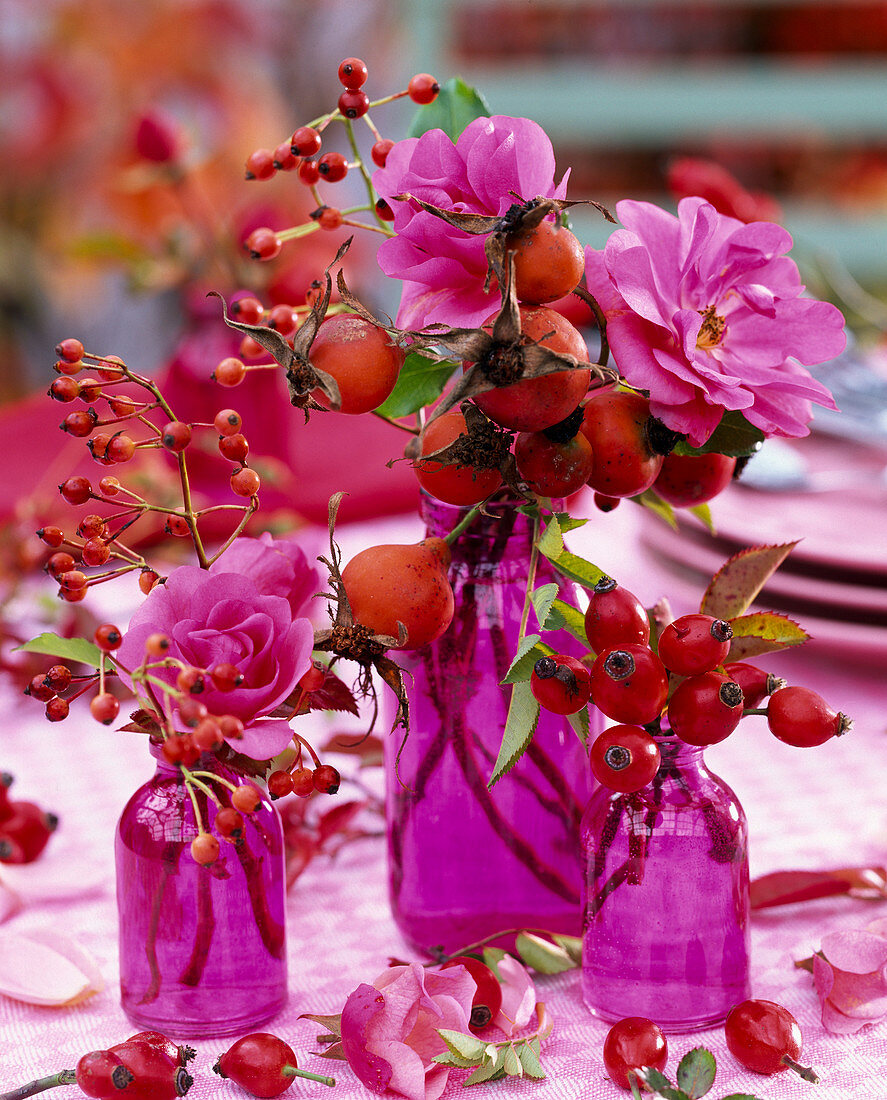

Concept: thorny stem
[[0, 1070, 77, 1099]]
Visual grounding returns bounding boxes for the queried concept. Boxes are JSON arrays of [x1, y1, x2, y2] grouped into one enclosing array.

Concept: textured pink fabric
[[1, 507, 885, 1099]]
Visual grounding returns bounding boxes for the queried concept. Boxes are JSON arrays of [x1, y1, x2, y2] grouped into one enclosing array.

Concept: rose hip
[[214, 1033, 334, 1095]]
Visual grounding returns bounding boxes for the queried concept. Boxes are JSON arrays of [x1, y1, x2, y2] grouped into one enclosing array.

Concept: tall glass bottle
[[116, 745, 287, 1037], [581, 735, 750, 1031], [387, 496, 594, 955]]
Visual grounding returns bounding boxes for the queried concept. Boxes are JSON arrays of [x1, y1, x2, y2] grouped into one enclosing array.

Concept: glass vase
[[386, 495, 595, 955], [581, 735, 750, 1031], [115, 745, 287, 1038]]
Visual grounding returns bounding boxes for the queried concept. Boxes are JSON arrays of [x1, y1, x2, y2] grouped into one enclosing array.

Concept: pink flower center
[[696, 305, 726, 351]]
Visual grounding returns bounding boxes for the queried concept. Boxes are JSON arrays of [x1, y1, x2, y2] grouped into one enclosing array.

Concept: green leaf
[[545, 598, 589, 644], [634, 1067, 679, 1093], [719, 1094, 765, 1100], [551, 933, 583, 964], [516, 1041, 546, 1079], [481, 947, 507, 979], [544, 549, 606, 591], [633, 490, 678, 529], [432, 1051, 478, 1069], [530, 584, 559, 631], [701, 542, 799, 619], [676, 1047, 717, 1099], [727, 611, 810, 660], [463, 1051, 505, 1086], [536, 514, 565, 559], [500, 634, 543, 684], [407, 77, 491, 141], [567, 706, 590, 746], [437, 1029, 487, 1062], [550, 511, 588, 534], [488, 682, 540, 785], [374, 352, 459, 419], [16, 633, 106, 669], [689, 502, 715, 533], [502, 1044, 523, 1077], [515, 931, 577, 974], [673, 410, 765, 458]]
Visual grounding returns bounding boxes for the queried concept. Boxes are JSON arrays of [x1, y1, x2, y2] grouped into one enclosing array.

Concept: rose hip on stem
[[214, 1033, 335, 1095]]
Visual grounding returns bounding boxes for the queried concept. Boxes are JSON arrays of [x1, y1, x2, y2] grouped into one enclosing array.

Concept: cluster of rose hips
[[242, 57, 439, 259], [44, 337, 260, 601], [0, 771, 58, 864], [603, 999, 818, 1091], [529, 576, 851, 795], [24, 623, 124, 725]]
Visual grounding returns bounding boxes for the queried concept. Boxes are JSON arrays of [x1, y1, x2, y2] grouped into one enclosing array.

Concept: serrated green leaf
[[551, 933, 583, 964], [701, 542, 799, 619], [676, 1047, 717, 1099], [544, 549, 606, 591], [550, 511, 588, 534], [463, 1050, 505, 1086], [374, 352, 458, 419], [531, 584, 559, 631], [689, 502, 715, 533], [437, 1029, 487, 1061], [515, 931, 577, 974], [545, 598, 589, 644], [633, 490, 678, 529], [516, 1041, 546, 1079], [673, 411, 765, 458], [407, 77, 490, 141], [502, 1044, 522, 1077], [489, 682, 540, 785], [727, 611, 810, 660], [536, 514, 565, 559], [500, 633, 544, 684], [634, 1066, 677, 1093], [16, 633, 106, 669], [432, 1050, 478, 1069], [567, 706, 590, 746]]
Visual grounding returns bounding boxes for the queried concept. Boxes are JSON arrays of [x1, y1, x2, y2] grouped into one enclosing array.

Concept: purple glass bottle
[[115, 745, 287, 1037], [581, 735, 750, 1031], [386, 496, 595, 955]]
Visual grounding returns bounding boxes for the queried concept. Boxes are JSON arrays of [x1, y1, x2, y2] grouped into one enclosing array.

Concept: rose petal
[[0, 853, 107, 905], [0, 929, 103, 1005], [0, 881, 21, 924], [820, 930, 887, 974], [493, 955, 536, 1036], [820, 997, 876, 1035], [340, 982, 394, 1094]]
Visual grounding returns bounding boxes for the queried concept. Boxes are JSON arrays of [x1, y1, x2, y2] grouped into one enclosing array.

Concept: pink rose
[[373, 115, 569, 330], [118, 564, 313, 759], [813, 916, 887, 1034], [340, 962, 475, 1100], [209, 532, 318, 620], [584, 197, 846, 445], [492, 954, 535, 1037]]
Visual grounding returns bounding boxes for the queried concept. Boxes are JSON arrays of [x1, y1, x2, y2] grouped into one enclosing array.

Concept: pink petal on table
[[0, 881, 21, 924], [820, 997, 874, 1035], [0, 928, 104, 1005], [820, 929, 887, 974], [0, 855, 107, 904]]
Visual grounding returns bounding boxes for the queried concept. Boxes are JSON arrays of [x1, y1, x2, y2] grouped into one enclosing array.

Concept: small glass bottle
[[387, 495, 594, 955], [115, 745, 287, 1037], [581, 735, 750, 1031]]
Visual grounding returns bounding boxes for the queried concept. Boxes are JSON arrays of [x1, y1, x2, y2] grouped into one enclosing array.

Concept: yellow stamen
[[696, 305, 726, 351]]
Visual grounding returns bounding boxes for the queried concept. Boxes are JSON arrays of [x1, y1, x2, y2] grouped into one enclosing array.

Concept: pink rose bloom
[[340, 962, 476, 1100], [374, 115, 569, 329], [813, 916, 887, 1034], [584, 197, 847, 445], [118, 563, 313, 759], [209, 532, 318, 621]]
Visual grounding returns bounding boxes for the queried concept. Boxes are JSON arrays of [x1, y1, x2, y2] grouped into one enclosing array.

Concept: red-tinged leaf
[[299, 1011, 343, 1037], [751, 866, 887, 910], [701, 542, 800, 619], [316, 800, 366, 845], [727, 612, 809, 660], [308, 670, 360, 716]]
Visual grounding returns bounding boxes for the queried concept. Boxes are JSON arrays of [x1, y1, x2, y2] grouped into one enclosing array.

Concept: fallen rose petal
[[0, 929, 103, 1005], [340, 982, 394, 1094], [0, 854, 107, 905], [493, 955, 536, 1036], [0, 881, 21, 924], [819, 929, 887, 974]]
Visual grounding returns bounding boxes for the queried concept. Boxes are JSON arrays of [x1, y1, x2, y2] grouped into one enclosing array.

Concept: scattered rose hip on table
[[725, 999, 819, 1081], [214, 1033, 335, 1095], [602, 1016, 668, 1091]]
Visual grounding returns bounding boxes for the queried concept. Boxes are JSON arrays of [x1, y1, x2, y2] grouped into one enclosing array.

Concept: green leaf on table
[[437, 1029, 487, 1062], [634, 1065, 690, 1100], [545, 598, 589, 644], [515, 931, 577, 974], [488, 682, 540, 785], [727, 612, 809, 660], [464, 1050, 506, 1085], [676, 1047, 717, 1098], [502, 1044, 523, 1077], [374, 352, 459, 419], [407, 77, 490, 141], [500, 634, 544, 684], [633, 489, 678, 529], [719, 1094, 765, 1100], [689, 502, 715, 533], [701, 542, 799, 619], [673, 410, 765, 458], [517, 1041, 546, 1079], [15, 633, 106, 669], [531, 583, 559, 631], [567, 706, 590, 746], [551, 933, 583, 964]]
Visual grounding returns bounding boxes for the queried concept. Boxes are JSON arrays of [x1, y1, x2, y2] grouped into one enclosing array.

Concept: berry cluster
[[0, 771, 58, 864], [527, 567, 851, 795], [603, 999, 818, 1092], [242, 58, 439, 256]]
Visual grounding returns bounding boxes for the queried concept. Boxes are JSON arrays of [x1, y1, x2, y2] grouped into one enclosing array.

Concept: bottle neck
[[419, 492, 564, 564]]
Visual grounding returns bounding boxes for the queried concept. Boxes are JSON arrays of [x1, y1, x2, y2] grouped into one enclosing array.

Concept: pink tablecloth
[[1, 504, 886, 1099]]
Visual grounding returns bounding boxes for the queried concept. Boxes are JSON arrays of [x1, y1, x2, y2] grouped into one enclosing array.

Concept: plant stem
[[0, 1071, 77, 1100], [283, 1066, 336, 1087], [443, 505, 481, 544]]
